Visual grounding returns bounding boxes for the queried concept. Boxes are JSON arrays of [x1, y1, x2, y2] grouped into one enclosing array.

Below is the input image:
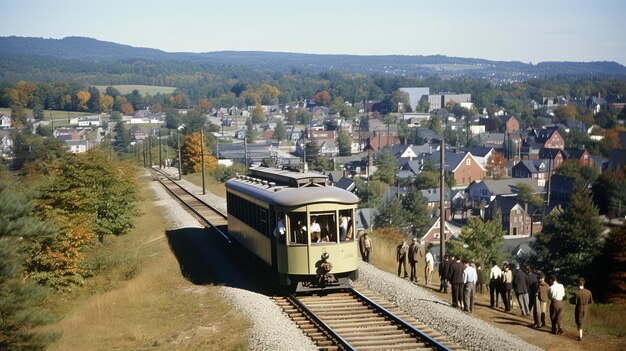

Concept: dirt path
[[421, 283, 625, 351]]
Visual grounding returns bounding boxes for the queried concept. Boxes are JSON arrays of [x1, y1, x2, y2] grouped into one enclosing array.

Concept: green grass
[[95, 85, 177, 95], [42, 171, 249, 350], [183, 172, 226, 198]]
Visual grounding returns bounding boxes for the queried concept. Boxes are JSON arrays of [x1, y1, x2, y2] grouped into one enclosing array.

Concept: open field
[[95, 85, 177, 95], [41, 172, 249, 350]]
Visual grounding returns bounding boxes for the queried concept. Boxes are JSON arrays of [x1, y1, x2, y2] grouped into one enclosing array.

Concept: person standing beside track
[[448, 255, 465, 309], [396, 239, 409, 278], [573, 277, 593, 341], [424, 248, 434, 286], [359, 233, 372, 262], [408, 238, 420, 283], [463, 260, 478, 314], [489, 260, 502, 308], [548, 275, 565, 335], [439, 255, 451, 293]]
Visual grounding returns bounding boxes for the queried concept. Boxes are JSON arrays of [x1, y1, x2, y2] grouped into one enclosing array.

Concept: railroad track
[[147, 167, 229, 236], [148, 167, 462, 350], [275, 284, 464, 351]]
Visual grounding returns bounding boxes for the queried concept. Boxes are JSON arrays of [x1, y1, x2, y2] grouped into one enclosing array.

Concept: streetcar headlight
[[321, 252, 329, 260]]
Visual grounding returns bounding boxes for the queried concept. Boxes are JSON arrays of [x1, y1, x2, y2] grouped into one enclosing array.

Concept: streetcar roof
[[247, 165, 328, 188], [226, 177, 359, 207]]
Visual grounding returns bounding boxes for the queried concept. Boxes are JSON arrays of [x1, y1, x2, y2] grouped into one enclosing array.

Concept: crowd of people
[[442, 256, 593, 341], [357, 234, 594, 342]]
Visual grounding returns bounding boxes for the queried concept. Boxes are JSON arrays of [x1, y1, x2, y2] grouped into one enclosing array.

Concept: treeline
[[3, 72, 626, 120], [0, 137, 139, 349]]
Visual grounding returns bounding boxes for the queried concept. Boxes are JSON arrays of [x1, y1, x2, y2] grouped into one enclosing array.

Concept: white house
[[0, 114, 12, 128], [66, 140, 93, 153]]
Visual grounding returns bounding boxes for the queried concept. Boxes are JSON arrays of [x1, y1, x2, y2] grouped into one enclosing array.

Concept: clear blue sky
[[1, 0, 625, 65]]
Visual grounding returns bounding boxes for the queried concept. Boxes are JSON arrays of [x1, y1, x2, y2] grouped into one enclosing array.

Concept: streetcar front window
[[287, 212, 307, 245], [310, 212, 337, 244]]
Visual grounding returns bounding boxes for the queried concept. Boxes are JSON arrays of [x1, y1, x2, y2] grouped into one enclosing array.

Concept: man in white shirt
[[548, 275, 565, 335], [424, 250, 434, 285], [463, 260, 478, 314], [489, 260, 502, 308], [310, 217, 321, 242]]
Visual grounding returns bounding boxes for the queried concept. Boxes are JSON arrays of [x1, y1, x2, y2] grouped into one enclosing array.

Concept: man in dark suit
[[448, 255, 465, 309], [408, 238, 421, 283]]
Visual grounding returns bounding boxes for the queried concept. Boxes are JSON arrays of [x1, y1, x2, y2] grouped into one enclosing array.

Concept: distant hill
[[1, 36, 625, 83]]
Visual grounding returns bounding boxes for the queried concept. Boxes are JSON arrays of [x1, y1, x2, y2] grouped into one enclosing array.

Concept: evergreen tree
[[533, 182, 605, 285], [337, 131, 352, 156], [374, 198, 408, 230], [373, 150, 397, 185], [413, 170, 439, 190], [273, 120, 286, 142], [113, 121, 130, 149], [304, 140, 319, 164], [448, 217, 504, 265], [402, 186, 434, 237], [592, 171, 626, 219], [516, 182, 543, 207], [245, 118, 258, 141], [0, 172, 59, 350]]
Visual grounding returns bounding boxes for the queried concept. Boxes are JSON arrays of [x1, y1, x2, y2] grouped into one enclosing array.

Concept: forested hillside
[[1, 36, 625, 85]]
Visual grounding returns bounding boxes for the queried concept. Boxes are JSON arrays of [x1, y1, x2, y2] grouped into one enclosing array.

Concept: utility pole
[[158, 129, 162, 169], [439, 137, 446, 263], [200, 127, 206, 195], [177, 132, 182, 180], [148, 134, 152, 167], [244, 137, 249, 169]]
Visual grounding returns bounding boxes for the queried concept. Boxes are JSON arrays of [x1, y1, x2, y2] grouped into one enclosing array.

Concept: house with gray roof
[[334, 177, 356, 192], [466, 178, 543, 208], [474, 132, 505, 149], [511, 159, 551, 186], [502, 236, 536, 260], [355, 208, 378, 231], [486, 195, 540, 237]]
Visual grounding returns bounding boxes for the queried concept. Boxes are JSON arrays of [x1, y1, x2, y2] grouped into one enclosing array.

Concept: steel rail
[[285, 292, 356, 351], [350, 288, 452, 351], [148, 167, 231, 243]]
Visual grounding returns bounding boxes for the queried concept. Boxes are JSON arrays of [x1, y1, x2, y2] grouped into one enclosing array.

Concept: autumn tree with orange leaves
[[485, 151, 506, 179], [181, 131, 218, 174], [313, 90, 330, 106]]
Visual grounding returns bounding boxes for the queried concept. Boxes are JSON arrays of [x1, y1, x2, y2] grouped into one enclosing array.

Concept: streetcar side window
[[226, 192, 270, 237], [339, 209, 354, 242]]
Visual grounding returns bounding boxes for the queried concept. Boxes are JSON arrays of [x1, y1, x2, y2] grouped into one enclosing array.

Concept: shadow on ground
[[165, 226, 275, 295]]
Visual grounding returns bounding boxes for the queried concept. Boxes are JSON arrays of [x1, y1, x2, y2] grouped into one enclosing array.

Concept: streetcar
[[225, 165, 359, 292]]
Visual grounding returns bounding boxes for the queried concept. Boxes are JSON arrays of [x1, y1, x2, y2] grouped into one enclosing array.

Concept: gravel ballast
[[150, 171, 317, 351], [151, 168, 542, 350]]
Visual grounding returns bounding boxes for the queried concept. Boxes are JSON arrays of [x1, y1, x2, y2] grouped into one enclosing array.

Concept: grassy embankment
[[43, 172, 249, 351]]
